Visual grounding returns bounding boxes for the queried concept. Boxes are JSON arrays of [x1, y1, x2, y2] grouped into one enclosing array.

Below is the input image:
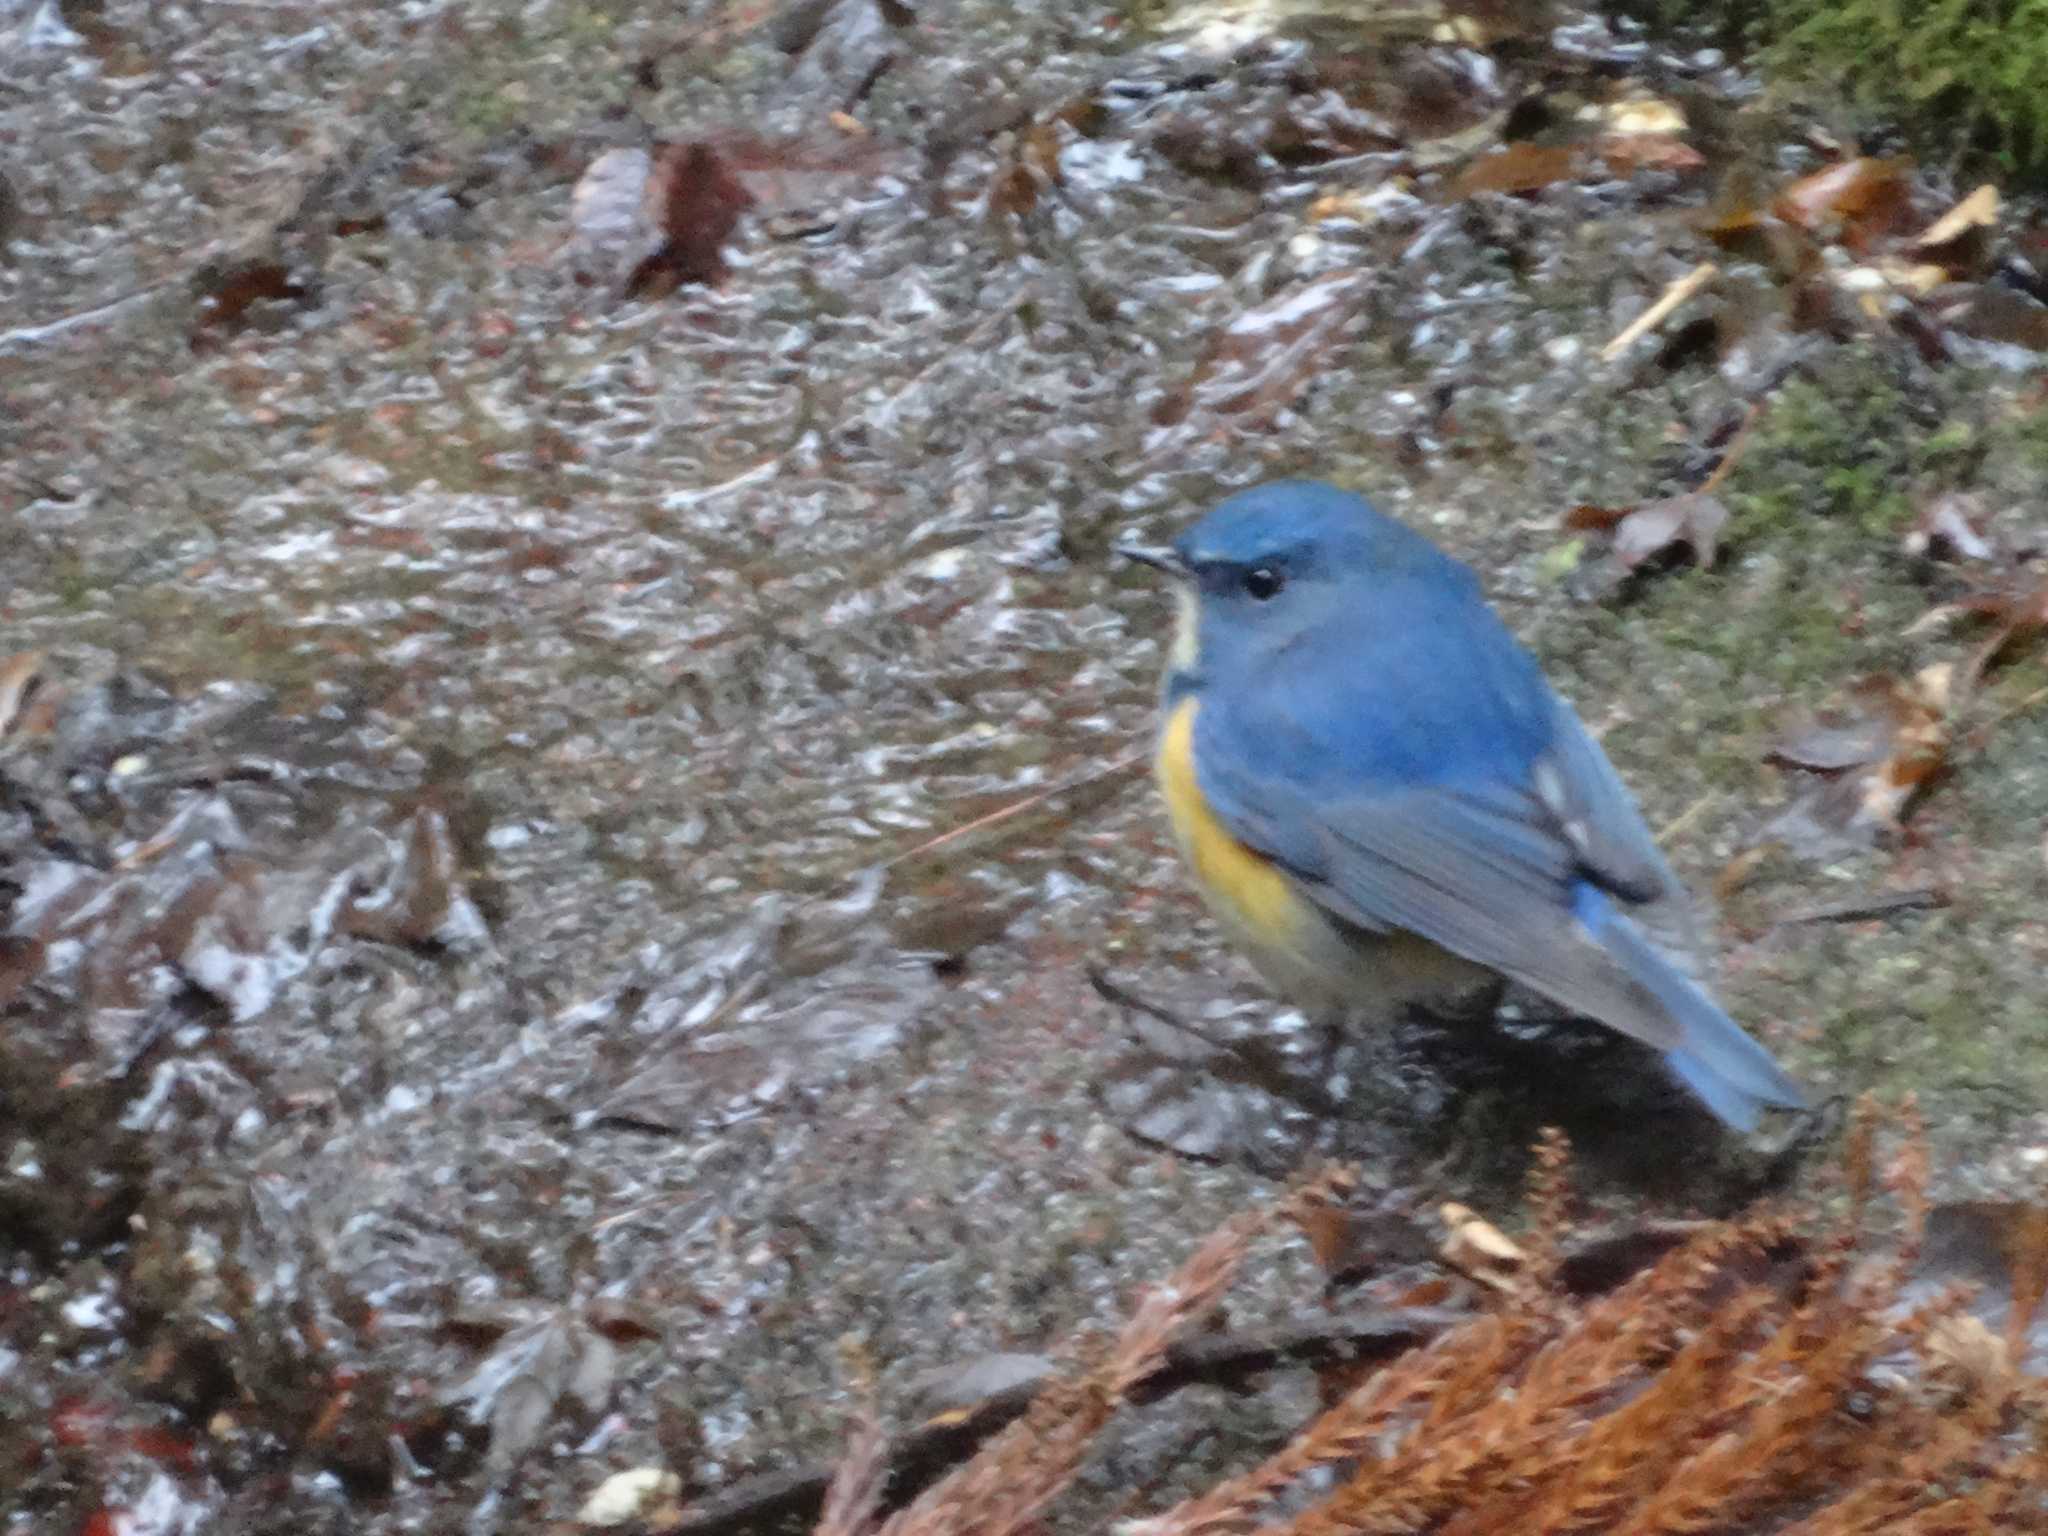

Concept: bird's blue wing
[[1201, 750, 1690, 1052], [1190, 622, 1805, 1124]]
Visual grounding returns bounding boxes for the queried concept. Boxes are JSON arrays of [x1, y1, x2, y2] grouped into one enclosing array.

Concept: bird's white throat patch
[[1169, 586, 1201, 672]]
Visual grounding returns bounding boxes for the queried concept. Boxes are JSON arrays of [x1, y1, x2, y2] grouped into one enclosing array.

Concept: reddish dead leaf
[[1564, 495, 1728, 600], [1563, 503, 1630, 533], [632, 141, 755, 295], [1771, 156, 1913, 249], [1903, 491, 1996, 562], [1765, 672, 1949, 851], [1153, 269, 1369, 429], [1294, 1196, 1356, 1277], [190, 260, 312, 350], [1592, 132, 1705, 177], [1958, 575, 2048, 686], [585, 1299, 663, 1344], [569, 140, 759, 298], [1448, 142, 1581, 199], [989, 117, 1068, 218]]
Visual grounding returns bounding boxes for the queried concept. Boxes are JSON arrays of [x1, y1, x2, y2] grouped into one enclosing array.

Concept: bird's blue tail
[[1571, 885, 1808, 1132]]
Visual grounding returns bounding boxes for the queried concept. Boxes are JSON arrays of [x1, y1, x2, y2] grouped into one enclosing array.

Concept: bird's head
[[1122, 480, 1468, 697]]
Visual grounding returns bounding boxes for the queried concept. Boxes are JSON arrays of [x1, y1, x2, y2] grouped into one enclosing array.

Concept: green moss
[[1631, 0, 2048, 179], [1774, 0, 2048, 175]]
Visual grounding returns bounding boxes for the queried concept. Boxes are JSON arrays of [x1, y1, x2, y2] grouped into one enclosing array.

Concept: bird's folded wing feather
[[1194, 691, 1696, 1052]]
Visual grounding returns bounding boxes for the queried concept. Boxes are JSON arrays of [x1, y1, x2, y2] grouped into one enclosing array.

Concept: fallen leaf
[[1448, 142, 1581, 199], [634, 141, 755, 294], [1958, 574, 2048, 687], [569, 142, 756, 298], [1771, 156, 1913, 248], [0, 649, 45, 739], [1768, 702, 1896, 773], [1713, 843, 1774, 902], [1833, 257, 1951, 299], [569, 147, 655, 248], [1906, 1201, 2048, 1373], [1912, 183, 1999, 250], [903, 1354, 1055, 1422], [1593, 132, 1706, 177], [190, 260, 314, 349], [1903, 491, 1996, 562], [1611, 493, 1728, 570], [1438, 1201, 1526, 1294], [1764, 672, 1949, 852], [715, 131, 906, 236], [1921, 1313, 2014, 1403]]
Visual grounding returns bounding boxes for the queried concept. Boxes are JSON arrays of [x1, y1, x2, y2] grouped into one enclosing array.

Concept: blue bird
[[1125, 480, 1807, 1131]]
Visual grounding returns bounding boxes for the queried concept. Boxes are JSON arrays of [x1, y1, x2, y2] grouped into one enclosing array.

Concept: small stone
[[578, 1466, 681, 1527]]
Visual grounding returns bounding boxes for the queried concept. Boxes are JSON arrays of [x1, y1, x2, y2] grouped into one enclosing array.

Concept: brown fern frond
[[2002, 1201, 2048, 1357], [1887, 1094, 1933, 1278], [814, 1407, 890, 1536], [1493, 1286, 1782, 1536], [1125, 1312, 1524, 1536], [1523, 1127, 1573, 1295], [828, 1106, 2034, 1536], [1286, 1212, 1802, 1536], [1281, 1220, 1793, 1536], [1779, 1479, 1943, 1536], [1609, 1308, 1886, 1536], [882, 1208, 1267, 1536], [1877, 1498, 1998, 1536], [1970, 1429, 2048, 1530], [1842, 1092, 1881, 1237]]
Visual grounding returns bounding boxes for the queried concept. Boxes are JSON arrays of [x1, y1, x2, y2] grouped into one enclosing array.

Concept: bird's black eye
[[1242, 566, 1285, 601]]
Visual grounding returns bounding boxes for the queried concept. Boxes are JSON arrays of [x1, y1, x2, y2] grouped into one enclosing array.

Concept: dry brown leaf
[[1440, 1202, 1528, 1294], [1912, 183, 1999, 250], [1594, 133, 1706, 176], [1772, 156, 1914, 247], [1449, 142, 1582, 199], [1765, 674, 1949, 850], [1937, 285, 2048, 352], [1959, 575, 2048, 688], [0, 649, 45, 740]]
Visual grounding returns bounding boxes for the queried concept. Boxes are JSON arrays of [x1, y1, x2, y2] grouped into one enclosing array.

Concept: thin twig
[[880, 751, 1146, 870], [1769, 888, 1946, 928], [663, 1310, 1459, 1536], [1694, 398, 1765, 498], [1601, 262, 1718, 362]]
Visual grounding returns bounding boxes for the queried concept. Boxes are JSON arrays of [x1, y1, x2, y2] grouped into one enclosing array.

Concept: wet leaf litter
[[3, 0, 2048, 1530]]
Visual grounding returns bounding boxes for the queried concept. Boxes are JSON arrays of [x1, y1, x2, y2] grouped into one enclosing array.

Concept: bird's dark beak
[[1116, 541, 1188, 579]]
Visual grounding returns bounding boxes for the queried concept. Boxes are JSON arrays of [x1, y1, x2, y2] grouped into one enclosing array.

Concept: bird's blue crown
[[1174, 480, 1468, 588]]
